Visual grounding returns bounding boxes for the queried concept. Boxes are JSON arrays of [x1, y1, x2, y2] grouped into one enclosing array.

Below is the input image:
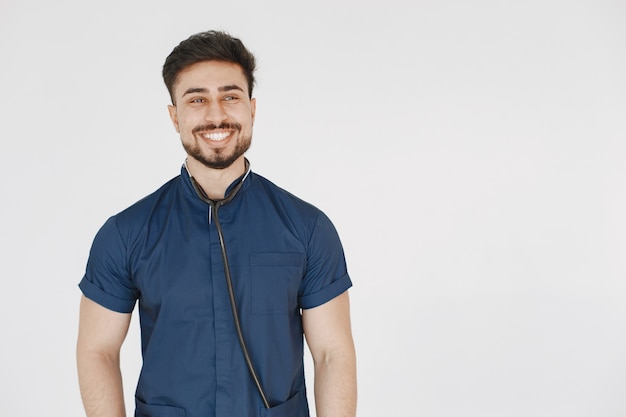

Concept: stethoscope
[[184, 159, 271, 409]]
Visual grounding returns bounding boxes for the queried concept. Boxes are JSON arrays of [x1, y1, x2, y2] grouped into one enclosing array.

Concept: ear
[[167, 104, 180, 133], [250, 98, 256, 124]]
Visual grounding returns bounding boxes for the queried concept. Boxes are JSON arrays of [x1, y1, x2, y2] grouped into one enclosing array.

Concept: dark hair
[[162, 30, 256, 103]]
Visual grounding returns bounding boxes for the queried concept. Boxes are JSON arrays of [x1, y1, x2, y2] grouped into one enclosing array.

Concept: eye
[[223, 95, 239, 102], [191, 97, 206, 103]]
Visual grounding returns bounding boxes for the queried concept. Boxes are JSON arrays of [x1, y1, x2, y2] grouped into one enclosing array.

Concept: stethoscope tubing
[[186, 162, 271, 409], [212, 202, 270, 409]]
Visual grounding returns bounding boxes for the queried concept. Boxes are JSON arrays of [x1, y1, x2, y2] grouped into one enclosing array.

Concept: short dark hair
[[162, 30, 256, 103]]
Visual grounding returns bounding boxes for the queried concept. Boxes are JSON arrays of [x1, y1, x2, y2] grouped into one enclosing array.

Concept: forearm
[[77, 350, 126, 417], [313, 351, 357, 417]]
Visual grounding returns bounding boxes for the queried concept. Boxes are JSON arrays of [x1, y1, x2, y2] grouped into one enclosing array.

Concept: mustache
[[192, 122, 242, 134]]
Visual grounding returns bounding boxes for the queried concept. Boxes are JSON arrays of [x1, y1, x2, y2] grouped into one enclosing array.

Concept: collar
[[181, 158, 252, 205]]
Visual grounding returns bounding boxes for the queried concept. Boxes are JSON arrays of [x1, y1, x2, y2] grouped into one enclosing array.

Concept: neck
[[185, 156, 247, 200]]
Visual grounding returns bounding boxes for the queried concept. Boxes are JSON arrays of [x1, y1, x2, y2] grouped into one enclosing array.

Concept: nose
[[204, 100, 228, 124]]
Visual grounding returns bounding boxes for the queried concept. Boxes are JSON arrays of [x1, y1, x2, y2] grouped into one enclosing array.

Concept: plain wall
[[1, 0, 625, 416]]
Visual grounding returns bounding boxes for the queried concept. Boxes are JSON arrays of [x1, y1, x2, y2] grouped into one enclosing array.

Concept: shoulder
[[118, 175, 180, 215], [106, 175, 182, 238], [249, 172, 322, 219], [248, 172, 341, 242]]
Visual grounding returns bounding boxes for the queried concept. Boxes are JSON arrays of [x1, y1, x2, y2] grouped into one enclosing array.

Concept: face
[[168, 60, 256, 170]]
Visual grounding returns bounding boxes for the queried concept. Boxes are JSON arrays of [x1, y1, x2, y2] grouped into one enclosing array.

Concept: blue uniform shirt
[[79, 164, 352, 417]]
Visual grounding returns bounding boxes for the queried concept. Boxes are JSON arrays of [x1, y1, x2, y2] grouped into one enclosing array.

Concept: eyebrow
[[182, 84, 245, 97]]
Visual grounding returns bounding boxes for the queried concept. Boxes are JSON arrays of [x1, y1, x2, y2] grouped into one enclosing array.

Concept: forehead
[[173, 60, 248, 97]]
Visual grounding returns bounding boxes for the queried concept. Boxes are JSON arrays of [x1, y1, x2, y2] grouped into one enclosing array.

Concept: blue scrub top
[[79, 164, 352, 417]]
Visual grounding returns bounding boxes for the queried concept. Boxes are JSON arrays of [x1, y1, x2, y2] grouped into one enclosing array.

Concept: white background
[[1, 1, 625, 416]]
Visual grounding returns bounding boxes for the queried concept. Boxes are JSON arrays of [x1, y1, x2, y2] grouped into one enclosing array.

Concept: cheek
[[178, 113, 200, 133], [236, 110, 255, 128]]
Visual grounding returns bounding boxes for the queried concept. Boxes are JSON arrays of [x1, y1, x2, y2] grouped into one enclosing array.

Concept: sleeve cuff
[[79, 278, 137, 314], [299, 273, 352, 309]]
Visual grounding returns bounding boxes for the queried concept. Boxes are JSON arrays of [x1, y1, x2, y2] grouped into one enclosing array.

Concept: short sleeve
[[298, 212, 352, 309], [78, 216, 138, 313]]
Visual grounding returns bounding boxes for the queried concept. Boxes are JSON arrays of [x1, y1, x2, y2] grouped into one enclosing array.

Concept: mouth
[[193, 123, 241, 145], [201, 131, 232, 142]]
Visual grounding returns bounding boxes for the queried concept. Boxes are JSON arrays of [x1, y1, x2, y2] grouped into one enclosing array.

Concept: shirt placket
[[209, 203, 234, 416]]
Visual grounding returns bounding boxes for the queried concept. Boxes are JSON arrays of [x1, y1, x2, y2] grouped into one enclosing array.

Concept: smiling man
[[172, 60, 254, 175], [76, 31, 356, 417]]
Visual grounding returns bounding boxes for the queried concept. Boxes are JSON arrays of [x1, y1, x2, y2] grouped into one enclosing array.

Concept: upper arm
[[77, 295, 132, 357], [79, 216, 139, 314], [302, 291, 355, 362]]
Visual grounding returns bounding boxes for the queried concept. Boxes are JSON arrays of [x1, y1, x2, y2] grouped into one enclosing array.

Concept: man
[[76, 30, 356, 417]]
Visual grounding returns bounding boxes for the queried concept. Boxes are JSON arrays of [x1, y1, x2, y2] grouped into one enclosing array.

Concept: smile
[[201, 131, 232, 142]]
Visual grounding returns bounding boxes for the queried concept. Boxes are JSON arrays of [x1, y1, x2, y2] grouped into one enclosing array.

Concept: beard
[[184, 123, 252, 170]]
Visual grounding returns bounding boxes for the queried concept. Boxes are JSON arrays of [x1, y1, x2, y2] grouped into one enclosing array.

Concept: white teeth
[[202, 132, 230, 141]]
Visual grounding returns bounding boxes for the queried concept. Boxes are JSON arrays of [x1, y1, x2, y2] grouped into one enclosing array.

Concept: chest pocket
[[250, 252, 305, 315]]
